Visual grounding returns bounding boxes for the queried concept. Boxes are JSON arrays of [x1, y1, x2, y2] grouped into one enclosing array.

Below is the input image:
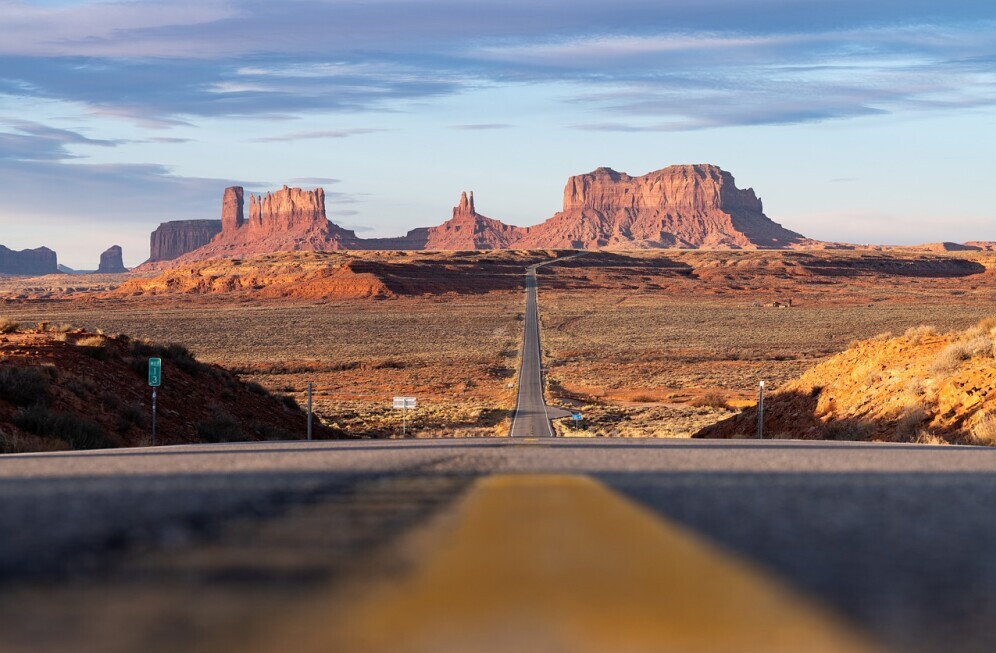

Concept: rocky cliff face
[[516, 165, 805, 249], [97, 245, 127, 273], [149, 220, 223, 262], [0, 245, 58, 275]]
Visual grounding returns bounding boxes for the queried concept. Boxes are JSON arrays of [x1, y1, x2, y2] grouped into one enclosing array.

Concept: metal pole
[[152, 388, 157, 446], [403, 405, 407, 438], [757, 381, 765, 440], [307, 382, 313, 441]]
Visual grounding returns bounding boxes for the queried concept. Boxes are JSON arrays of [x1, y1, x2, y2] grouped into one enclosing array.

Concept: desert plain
[[3, 247, 994, 444]]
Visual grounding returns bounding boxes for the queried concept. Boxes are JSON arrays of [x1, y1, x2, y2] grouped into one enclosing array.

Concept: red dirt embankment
[[696, 318, 996, 444], [0, 323, 340, 453]]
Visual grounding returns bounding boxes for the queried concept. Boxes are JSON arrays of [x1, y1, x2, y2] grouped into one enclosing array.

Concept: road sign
[[148, 358, 162, 387], [393, 397, 416, 437], [572, 412, 583, 422]]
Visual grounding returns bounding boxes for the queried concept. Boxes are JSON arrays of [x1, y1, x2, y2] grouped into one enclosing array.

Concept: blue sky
[[0, 0, 994, 267]]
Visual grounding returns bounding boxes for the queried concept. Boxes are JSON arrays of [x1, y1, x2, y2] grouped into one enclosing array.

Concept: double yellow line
[[252, 475, 885, 653]]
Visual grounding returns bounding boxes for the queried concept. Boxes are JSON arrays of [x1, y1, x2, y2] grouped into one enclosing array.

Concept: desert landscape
[[3, 242, 996, 450]]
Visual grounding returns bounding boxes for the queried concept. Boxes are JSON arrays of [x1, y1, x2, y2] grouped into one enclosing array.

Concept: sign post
[[757, 381, 765, 440], [149, 358, 162, 446], [572, 411, 583, 429], [307, 382, 313, 441], [393, 396, 417, 437]]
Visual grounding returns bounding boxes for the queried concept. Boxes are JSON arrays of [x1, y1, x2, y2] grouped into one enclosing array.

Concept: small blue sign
[[572, 412, 583, 422]]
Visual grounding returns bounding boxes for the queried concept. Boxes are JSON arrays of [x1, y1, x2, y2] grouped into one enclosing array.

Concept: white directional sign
[[393, 396, 417, 409]]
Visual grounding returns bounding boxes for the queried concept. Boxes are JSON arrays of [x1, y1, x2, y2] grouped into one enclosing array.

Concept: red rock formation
[[149, 220, 223, 262], [176, 185, 358, 261], [154, 166, 813, 265], [516, 165, 807, 249], [221, 186, 244, 232], [97, 245, 127, 273], [0, 245, 58, 275], [421, 191, 524, 250]]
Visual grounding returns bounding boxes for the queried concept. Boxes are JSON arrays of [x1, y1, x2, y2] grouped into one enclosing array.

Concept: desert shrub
[[375, 358, 407, 370], [98, 391, 122, 411], [37, 321, 50, 332], [251, 421, 295, 441], [896, 405, 929, 441], [197, 408, 245, 442], [630, 393, 658, 403], [12, 405, 113, 449], [0, 366, 52, 406], [55, 323, 74, 334], [0, 426, 36, 454], [76, 335, 114, 360], [971, 413, 996, 446], [0, 318, 19, 334], [65, 378, 94, 398], [820, 419, 873, 441], [904, 325, 937, 344], [931, 335, 993, 374], [690, 392, 730, 410], [165, 343, 199, 374], [116, 403, 148, 431]]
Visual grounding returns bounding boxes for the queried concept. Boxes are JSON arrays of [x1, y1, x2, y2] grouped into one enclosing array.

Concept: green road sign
[[148, 358, 162, 387]]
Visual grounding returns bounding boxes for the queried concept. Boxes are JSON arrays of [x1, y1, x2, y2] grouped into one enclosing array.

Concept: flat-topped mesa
[[562, 165, 763, 215], [519, 164, 805, 249], [149, 220, 223, 262], [0, 245, 58, 275]]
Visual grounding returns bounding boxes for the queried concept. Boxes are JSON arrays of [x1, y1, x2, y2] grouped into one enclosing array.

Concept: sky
[[0, 0, 994, 268]]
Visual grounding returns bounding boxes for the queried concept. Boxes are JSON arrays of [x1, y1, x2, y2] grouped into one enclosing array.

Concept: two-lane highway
[[509, 258, 573, 437]]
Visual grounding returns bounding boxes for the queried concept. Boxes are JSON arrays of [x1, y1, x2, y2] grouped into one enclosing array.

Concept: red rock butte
[[146, 165, 814, 264]]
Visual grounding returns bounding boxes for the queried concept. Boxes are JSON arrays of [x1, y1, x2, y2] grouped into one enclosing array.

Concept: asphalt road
[[1, 438, 995, 653], [509, 260, 572, 437]]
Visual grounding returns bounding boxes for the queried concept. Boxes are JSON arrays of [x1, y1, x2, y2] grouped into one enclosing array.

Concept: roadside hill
[[696, 318, 996, 445], [0, 321, 339, 453]]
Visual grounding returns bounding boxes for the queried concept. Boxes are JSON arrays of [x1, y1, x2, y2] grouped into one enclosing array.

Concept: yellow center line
[[250, 474, 887, 653]]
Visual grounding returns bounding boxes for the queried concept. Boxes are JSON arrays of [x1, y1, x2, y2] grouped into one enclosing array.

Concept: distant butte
[[144, 165, 817, 265]]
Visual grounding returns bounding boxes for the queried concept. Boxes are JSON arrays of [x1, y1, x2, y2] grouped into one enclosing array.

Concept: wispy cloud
[[450, 123, 513, 130], [0, 118, 125, 161], [250, 128, 387, 143]]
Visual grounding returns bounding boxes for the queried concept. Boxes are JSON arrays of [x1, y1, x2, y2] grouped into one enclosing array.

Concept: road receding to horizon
[[1, 437, 994, 653], [509, 258, 573, 437]]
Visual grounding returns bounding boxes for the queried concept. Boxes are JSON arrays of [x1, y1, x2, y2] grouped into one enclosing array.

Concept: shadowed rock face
[[0, 245, 58, 275], [97, 245, 126, 273], [149, 220, 223, 262]]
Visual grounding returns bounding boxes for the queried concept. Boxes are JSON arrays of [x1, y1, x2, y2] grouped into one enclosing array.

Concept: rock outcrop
[[149, 220, 223, 262], [174, 186, 359, 261], [152, 166, 812, 265], [97, 245, 127, 273], [516, 165, 807, 249], [0, 245, 58, 275], [419, 192, 524, 250]]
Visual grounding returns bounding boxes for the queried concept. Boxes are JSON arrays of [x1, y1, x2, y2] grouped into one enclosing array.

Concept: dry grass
[[4, 294, 523, 438], [972, 413, 996, 446], [0, 318, 19, 334]]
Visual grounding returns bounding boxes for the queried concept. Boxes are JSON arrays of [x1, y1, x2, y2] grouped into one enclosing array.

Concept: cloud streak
[[250, 128, 387, 143]]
